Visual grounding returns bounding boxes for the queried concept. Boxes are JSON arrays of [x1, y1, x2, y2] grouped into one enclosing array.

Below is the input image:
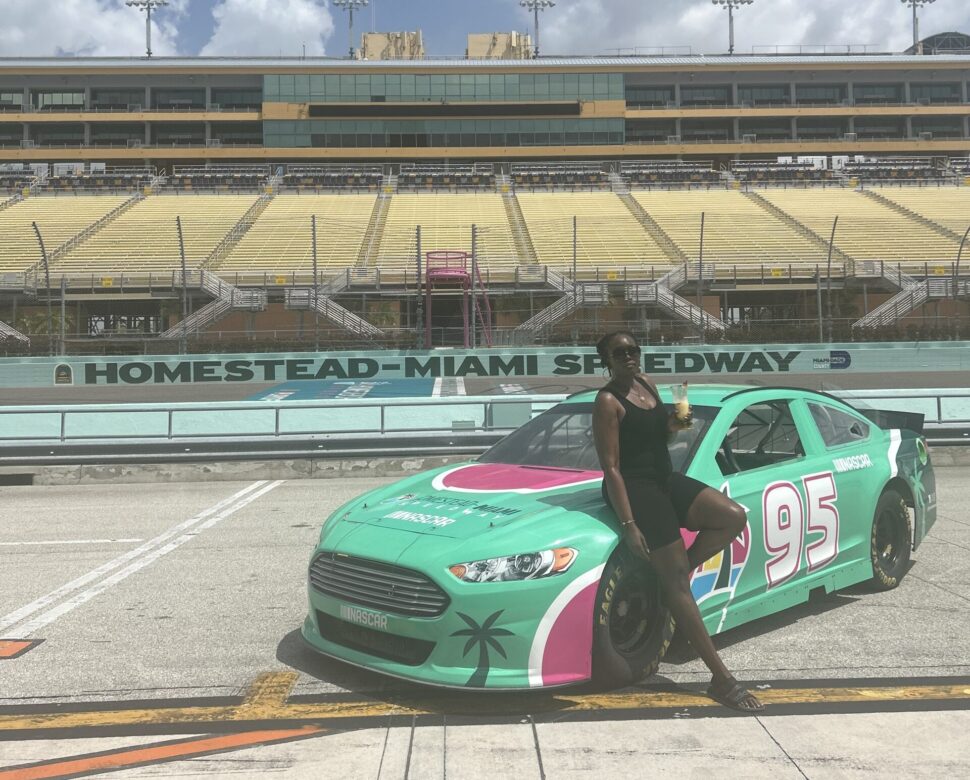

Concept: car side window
[[717, 400, 804, 476], [808, 402, 869, 448]]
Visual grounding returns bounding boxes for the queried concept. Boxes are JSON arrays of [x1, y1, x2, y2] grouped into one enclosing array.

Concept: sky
[[1, 0, 969, 59]]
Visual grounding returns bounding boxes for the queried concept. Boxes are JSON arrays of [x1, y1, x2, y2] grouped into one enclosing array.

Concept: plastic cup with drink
[[671, 381, 692, 426]]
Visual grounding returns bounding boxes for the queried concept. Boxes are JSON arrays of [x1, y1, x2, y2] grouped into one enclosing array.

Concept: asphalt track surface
[[0, 469, 968, 777], [2, 369, 970, 406]]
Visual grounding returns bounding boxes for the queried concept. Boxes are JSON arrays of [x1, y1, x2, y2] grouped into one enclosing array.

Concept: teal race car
[[303, 384, 936, 690]]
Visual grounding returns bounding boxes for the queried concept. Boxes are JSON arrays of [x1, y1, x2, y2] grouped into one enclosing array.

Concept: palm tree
[[450, 610, 514, 688]]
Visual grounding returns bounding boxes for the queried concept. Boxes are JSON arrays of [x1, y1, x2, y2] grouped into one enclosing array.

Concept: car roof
[[562, 382, 855, 410]]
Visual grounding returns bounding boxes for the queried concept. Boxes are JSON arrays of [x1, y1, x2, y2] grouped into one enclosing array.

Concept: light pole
[[31, 221, 54, 356], [901, 0, 936, 51], [125, 0, 168, 59], [711, 0, 753, 56], [520, 0, 555, 58], [333, 0, 369, 59]]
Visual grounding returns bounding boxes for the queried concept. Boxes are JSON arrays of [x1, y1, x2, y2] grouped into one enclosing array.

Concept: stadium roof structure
[[905, 32, 970, 56], [3, 53, 970, 70]]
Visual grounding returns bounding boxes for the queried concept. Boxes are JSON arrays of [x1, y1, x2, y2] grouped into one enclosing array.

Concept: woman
[[592, 330, 764, 713]]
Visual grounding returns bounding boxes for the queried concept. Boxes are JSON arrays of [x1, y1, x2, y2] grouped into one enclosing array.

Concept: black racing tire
[[591, 549, 675, 689], [870, 488, 912, 591]]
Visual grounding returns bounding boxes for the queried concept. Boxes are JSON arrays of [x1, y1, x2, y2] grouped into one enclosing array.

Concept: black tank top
[[603, 376, 672, 482]]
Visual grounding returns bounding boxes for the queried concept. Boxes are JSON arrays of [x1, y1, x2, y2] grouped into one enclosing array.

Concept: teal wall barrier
[[2, 342, 969, 389]]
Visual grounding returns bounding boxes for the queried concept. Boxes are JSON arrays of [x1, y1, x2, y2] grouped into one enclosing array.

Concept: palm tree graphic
[[450, 610, 514, 688]]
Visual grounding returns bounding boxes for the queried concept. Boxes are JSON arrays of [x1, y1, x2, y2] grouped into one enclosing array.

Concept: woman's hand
[[623, 523, 651, 561], [668, 408, 693, 433]]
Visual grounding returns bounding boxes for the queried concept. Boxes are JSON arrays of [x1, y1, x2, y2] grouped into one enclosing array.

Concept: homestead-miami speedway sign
[[0, 343, 966, 388]]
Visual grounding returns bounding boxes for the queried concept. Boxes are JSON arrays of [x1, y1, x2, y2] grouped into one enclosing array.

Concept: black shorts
[[602, 472, 709, 551]]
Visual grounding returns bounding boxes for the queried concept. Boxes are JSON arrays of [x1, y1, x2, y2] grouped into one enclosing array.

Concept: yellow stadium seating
[[0, 195, 129, 273], [516, 192, 671, 278], [869, 186, 970, 238], [219, 194, 376, 276], [632, 189, 828, 270], [374, 193, 518, 274], [52, 194, 259, 273], [758, 188, 958, 266]]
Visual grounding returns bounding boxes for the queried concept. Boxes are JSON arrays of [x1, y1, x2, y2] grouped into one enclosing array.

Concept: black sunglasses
[[611, 345, 641, 359]]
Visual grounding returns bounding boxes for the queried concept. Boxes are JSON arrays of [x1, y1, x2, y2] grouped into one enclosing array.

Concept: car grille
[[316, 611, 435, 666], [309, 551, 450, 618]]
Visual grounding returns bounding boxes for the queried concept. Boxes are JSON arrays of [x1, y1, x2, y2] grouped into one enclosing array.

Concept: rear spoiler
[[857, 408, 924, 435]]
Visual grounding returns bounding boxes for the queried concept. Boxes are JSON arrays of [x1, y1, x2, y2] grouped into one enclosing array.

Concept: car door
[[697, 394, 819, 630]]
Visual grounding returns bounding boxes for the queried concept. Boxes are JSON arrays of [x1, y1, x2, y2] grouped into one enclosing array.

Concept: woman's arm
[[593, 391, 651, 560]]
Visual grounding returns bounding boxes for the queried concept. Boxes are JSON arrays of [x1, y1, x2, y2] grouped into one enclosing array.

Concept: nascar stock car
[[302, 384, 936, 690]]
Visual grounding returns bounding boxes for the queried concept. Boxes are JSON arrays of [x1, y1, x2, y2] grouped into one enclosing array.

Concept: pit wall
[[2, 341, 969, 388]]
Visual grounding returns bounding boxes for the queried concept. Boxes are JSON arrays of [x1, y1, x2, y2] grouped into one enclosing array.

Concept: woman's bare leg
[[649, 537, 762, 711], [684, 488, 747, 571]]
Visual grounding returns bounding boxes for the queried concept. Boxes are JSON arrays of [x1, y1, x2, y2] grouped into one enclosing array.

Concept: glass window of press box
[[794, 84, 846, 105], [853, 83, 903, 105], [738, 84, 790, 106], [911, 116, 965, 138], [263, 118, 624, 147], [263, 73, 623, 102], [32, 90, 85, 111], [624, 85, 674, 107], [0, 92, 25, 111], [91, 89, 145, 109], [210, 89, 263, 109], [152, 89, 205, 110], [910, 83, 963, 104]]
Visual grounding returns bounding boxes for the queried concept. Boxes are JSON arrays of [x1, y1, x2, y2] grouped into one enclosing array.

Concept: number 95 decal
[[762, 471, 839, 589]]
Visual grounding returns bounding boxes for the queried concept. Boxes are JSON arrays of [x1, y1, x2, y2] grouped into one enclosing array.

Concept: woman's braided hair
[[595, 330, 638, 377]]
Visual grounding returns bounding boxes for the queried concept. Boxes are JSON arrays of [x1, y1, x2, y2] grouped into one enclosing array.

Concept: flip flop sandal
[[706, 681, 765, 713]]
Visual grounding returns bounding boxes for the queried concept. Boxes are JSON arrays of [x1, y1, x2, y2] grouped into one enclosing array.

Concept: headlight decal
[[449, 548, 577, 583]]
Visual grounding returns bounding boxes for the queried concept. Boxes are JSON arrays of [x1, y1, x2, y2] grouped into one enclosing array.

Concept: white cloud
[[0, 0, 181, 57], [535, 0, 970, 56], [200, 0, 334, 57]]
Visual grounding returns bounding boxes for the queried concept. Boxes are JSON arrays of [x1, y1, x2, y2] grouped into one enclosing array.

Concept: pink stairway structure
[[423, 250, 493, 348]]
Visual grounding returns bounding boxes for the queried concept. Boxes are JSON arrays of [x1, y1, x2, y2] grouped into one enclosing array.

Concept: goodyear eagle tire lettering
[[591, 550, 675, 688]]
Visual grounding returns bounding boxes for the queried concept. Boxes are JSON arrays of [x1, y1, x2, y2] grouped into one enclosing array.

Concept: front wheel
[[870, 488, 912, 590], [590, 550, 675, 688]]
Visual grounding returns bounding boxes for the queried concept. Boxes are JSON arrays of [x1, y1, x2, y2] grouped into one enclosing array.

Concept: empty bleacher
[[398, 163, 495, 191], [621, 161, 721, 187], [733, 161, 836, 185], [633, 189, 828, 269], [516, 192, 671, 276], [0, 195, 129, 273], [845, 157, 943, 182], [52, 194, 259, 273], [281, 165, 383, 191], [869, 186, 970, 236], [758, 188, 959, 266], [37, 167, 154, 192], [165, 165, 269, 190], [374, 193, 518, 273], [512, 163, 610, 190], [0, 171, 35, 193], [218, 194, 377, 275]]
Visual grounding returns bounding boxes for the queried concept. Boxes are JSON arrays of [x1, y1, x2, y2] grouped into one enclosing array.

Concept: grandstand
[[632, 189, 828, 271], [219, 194, 376, 276], [0, 46, 968, 348]]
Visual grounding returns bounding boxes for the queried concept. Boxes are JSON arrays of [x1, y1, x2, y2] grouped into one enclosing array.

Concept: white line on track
[[0, 480, 278, 637], [0, 539, 144, 547], [432, 377, 443, 397]]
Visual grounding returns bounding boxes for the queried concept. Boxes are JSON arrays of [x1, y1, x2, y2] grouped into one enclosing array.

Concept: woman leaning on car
[[591, 330, 764, 713]]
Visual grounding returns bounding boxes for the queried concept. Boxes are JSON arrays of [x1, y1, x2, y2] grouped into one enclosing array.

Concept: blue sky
[[2, 1, 969, 59]]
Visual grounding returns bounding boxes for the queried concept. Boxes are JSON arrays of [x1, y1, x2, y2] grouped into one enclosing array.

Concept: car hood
[[335, 462, 604, 541]]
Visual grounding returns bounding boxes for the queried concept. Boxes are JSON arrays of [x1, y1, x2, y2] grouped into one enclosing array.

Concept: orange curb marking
[[0, 641, 39, 660], [0, 727, 326, 780]]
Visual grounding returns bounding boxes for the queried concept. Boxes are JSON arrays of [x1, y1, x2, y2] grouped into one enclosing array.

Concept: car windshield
[[479, 402, 718, 472]]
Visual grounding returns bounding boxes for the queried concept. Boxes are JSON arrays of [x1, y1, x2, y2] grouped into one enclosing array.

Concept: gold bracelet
[[621, 520, 635, 527]]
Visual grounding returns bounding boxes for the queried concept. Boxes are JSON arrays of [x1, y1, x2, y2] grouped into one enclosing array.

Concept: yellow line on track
[[0, 677, 967, 734]]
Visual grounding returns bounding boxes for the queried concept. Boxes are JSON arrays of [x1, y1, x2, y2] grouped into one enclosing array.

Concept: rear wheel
[[870, 488, 912, 590], [591, 550, 675, 688]]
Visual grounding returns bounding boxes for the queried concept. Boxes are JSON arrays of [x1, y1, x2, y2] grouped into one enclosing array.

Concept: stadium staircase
[[357, 194, 391, 266], [511, 282, 610, 344], [608, 171, 630, 195], [502, 193, 539, 265], [0, 193, 24, 213], [852, 262, 954, 329], [615, 193, 690, 264], [0, 319, 29, 343], [625, 263, 727, 332], [158, 270, 267, 339], [860, 189, 966, 242], [204, 192, 276, 269], [284, 269, 384, 339], [41, 191, 146, 268], [741, 190, 854, 267]]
